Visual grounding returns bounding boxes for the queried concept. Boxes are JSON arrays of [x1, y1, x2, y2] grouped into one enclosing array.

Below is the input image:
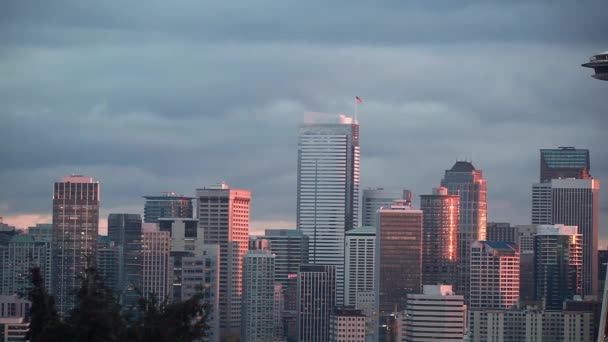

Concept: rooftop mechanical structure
[[582, 51, 608, 81]]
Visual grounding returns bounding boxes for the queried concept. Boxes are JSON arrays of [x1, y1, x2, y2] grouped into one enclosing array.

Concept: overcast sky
[[1, 1, 607, 240]]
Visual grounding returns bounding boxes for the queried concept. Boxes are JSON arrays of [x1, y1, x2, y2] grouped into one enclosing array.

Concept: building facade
[[143, 192, 193, 223], [241, 250, 276, 342], [440, 161, 487, 302], [297, 113, 360, 306], [1, 234, 51, 296], [486, 222, 517, 243], [141, 230, 171, 302], [96, 236, 119, 292], [540, 147, 590, 182], [420, 187, 460, 289], [361, 188, 406, 227], [196, 183, 250, 339], [107, 213, 142, 306], [534, 224, 583, 310], [263, 228, 309, 309], [532, 178, 600, 297], [344, 226, 375, 307], [52, 175, 100, 314], [469, 306, 594, 342], [375, 200, 423, 314], [329, 307, 366, 342], [404, 285, 465, 342], [469, 241, 520, 310], [297, 264, 336, 342]]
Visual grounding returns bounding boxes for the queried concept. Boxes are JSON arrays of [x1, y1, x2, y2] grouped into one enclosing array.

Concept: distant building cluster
[[0, 114, 603, 342]]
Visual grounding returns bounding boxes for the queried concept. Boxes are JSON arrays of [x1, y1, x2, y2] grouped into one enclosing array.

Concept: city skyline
[[1, 1, 607, 243]]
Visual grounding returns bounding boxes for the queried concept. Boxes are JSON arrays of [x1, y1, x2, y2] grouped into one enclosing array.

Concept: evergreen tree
[[26, 267, 71, 342], [127, 292, 213, 342], [66, 265, 126, 342]]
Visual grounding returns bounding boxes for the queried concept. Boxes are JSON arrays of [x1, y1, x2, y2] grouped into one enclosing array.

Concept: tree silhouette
[[26, 267, 70, 342]]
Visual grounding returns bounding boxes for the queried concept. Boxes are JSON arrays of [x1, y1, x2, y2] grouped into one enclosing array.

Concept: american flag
[[355, 96, 363, 104]]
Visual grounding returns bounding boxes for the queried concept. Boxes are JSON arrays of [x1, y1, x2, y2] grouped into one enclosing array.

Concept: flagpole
[[354, 98, 358, 123]]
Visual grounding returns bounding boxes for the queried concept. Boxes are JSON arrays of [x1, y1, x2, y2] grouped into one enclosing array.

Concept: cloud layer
[[1, 1, 607, 237]]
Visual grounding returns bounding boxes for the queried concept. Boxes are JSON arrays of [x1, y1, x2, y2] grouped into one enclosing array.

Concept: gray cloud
[[0, 1, 607, 236]]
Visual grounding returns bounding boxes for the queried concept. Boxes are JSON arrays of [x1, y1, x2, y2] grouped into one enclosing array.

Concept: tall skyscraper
[[196, 183, 250, 339], [107, 213, 142, 306], [297, 264, 336, 342], [375, 200, 423, 315], [540, 147, 590, 182], [534, 224, 582, 310], [404, 285, 466, 342], [532, 178, 600, 296], [241, 250, 276, 342], [52, 175, 100, 314], [420, 187, 460, 289], [344, 226, 375, 308], [143, 192, 193, 223], [263, 229, 309, 312], [469, 241, 520, 310], [297, 112, 359, 305], [361, 188, 406, 227], [141, 230, 171, 302], [440, 161, 487, 302]]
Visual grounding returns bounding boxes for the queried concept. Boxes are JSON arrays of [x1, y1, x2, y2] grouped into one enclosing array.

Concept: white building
[[344, 226, 375, 307], [241, 250, 276, 342], [0, 296, 30, 342], [197, 183, 251, 339], [329, 307, 366, 342], [469, 305, 594, 342], [297, 112, 360, 306], [532, 178, 600, 297], [404, 285, 466, 342], [141, 230, 171, 302], [361, 188, 406, 227], [469, 241, 519, 310]]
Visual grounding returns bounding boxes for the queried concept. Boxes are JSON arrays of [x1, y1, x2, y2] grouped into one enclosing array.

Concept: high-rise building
[[420, 187, 460, 289], [469, 241, 519, 310], [297, 112, 359, 305], [158, 217, 220, 341], [52, 175, 100, 314], [241, 250, 276, 342], [181, 246, 220, 342], [107, 214, 142, 306], [344, 226, 375, 307], [96, 236, 119, 292], [404, 285, 466, 342], [486, 222, 517, 243], [534, 224, 582, 310], [440, 161, 487, 302], [329, 307, 366, 342], [361, 188, 406, 227], [532, 178, 600, 297], [196, 183, 250, 339], [263, 229, 309, 312], [141, 230, 171, 302], [375, 200, 423, 315], [297, 264, 336, 342], [143, 192, 193, 223], [1, 234, 51, 296], [516, 224, 538, 302], [540, 147, 590, 182]]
